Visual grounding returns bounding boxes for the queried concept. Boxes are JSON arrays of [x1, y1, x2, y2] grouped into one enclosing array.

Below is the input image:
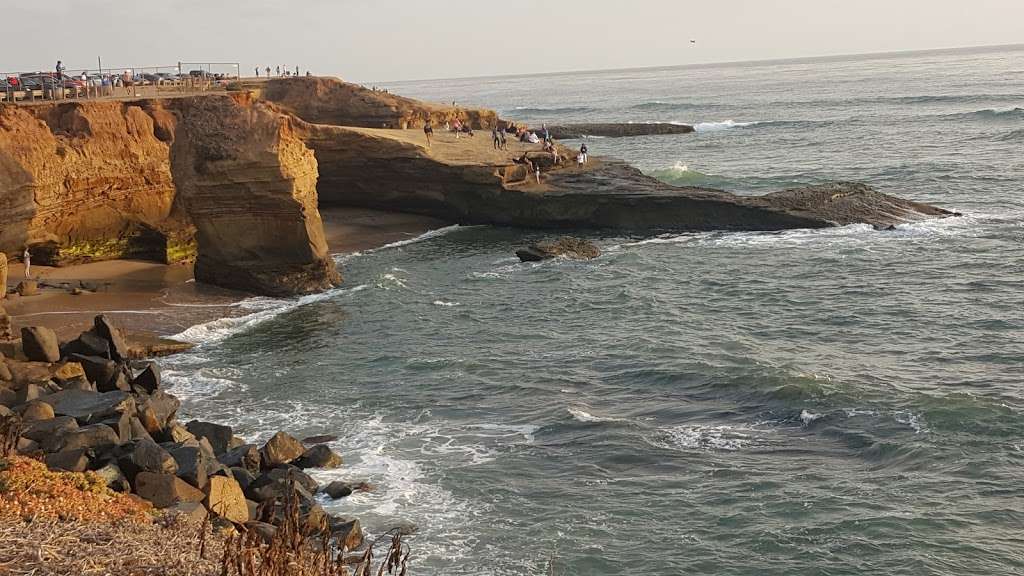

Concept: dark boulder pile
[[0, 314, 368, 547], [516, 237, 602, 262]]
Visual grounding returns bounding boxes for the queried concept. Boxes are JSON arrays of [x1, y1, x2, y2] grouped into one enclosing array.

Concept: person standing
[[492, 126, 501, 150], [22, 246, 31, 279], [580, 142, 588, 164], [295, 66, 299, 76], [423, 120, 433, 147], [276, 65, 280, 76], [255, 67, 260, 77], [499, 129, 507, 150], [265, 66, 271, 77]]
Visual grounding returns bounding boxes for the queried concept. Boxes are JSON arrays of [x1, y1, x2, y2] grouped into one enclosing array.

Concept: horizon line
[[368, 42, 1024, 85]]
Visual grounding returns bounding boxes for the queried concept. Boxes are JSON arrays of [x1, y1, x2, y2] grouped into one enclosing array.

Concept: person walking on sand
[[423, 120, 433, 147], [22, 246, 31, 279]]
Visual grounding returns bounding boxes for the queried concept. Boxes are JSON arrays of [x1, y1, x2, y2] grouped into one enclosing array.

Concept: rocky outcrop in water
[[295, 121, 952, 231], [516, 237, 601, 262], [0, 95, 339, 296], [543, 123, 694, 139]]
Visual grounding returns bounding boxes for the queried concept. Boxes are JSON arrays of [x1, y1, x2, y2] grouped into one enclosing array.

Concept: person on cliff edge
[[423, 120, 433, 147]]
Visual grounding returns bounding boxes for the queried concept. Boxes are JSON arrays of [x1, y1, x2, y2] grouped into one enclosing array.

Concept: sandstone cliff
[[0, 96, 339, 296], [255, 77, 498, 130], [294, 122, 951, 231]]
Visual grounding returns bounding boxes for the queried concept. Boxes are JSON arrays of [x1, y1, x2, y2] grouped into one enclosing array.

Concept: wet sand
[[3, 207, 450, 340]]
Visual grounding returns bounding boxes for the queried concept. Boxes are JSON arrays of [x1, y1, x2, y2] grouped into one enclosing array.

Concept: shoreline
[[3, 207, 451, 341]]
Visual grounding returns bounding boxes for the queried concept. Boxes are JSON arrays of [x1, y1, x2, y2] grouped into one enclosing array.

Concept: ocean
[[163, 46, 1024, 575]]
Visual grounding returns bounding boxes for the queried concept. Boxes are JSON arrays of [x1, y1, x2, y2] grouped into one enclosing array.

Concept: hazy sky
[[5, 0, 1023, 81]]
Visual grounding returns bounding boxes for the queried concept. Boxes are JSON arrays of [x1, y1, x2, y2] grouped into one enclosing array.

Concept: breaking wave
[[693, 119, 758, 132]]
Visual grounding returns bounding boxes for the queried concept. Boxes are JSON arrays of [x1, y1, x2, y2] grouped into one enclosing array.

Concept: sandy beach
[[3, 207, 449, 340]]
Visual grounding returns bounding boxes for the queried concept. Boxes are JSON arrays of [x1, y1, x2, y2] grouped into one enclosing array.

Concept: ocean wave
[[647, 161, 743, 189], [941, 107, 1024, 121], [693, 119, 758, 132], [171, 284, 368, 345], [507, 106, 594, 115], [998, 128, 1024, 141], [629, 101, 723, 112], [432, 300, 460, 307]]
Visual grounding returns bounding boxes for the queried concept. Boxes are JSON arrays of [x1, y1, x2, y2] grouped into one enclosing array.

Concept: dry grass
[[0, 515, 225, 576]]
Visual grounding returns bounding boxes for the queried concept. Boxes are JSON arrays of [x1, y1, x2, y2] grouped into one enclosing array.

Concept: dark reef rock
[[516, 237, 601, 262], [543, 123, 695, 139]]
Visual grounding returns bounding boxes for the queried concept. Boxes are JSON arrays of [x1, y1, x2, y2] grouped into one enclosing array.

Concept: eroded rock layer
[[0, 96, 339, 295]]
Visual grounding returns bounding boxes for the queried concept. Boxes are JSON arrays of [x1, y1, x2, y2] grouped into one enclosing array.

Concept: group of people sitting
[[421, 117, 590, 176]]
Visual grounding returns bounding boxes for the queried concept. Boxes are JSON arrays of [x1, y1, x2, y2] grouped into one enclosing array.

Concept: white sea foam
[[171, 284, 367, 345], [568, 406, 628, 423], [894, 411, 927, 433], [432, 300, 460, 307], [800, 409, 823, 425], [661, 424, 759, 451], [693, 119, 757, 132]]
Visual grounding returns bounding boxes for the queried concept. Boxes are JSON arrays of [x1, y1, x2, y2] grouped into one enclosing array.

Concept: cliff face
[[296, 123, 952, 231], [0, 96, 339, 296], [0, 102, 180, 262], [258, 77, 498, 130], [167, 95, 339, 295]]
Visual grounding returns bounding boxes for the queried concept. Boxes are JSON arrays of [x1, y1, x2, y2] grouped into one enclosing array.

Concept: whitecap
[[693, 119, 757, 132], [432, 300, 460, 307], [800, 409, 822, 425], [660, 424, 759, 451], [171, 284, 367, 345], [567, 406, 628, 423]]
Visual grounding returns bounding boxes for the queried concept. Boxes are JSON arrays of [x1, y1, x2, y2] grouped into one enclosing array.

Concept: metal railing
[[1, 61, 240, 104]]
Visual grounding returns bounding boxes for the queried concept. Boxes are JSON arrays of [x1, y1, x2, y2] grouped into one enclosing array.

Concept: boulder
[[45, 449, 91, 472], [93, 315, 130, 361], [294, 444, 343, 469], [167, 501, 208, 524], [68, 354, 120, 390], [15, 383, 46, 404], [135, 472, 205, 509], [166, 444, 212, 489], [229, 467, 257, 492], [136, 391, 179, 434], [260, 431, 305, 467], [50, 423, 120, 453], [62, 331, 111, 359], [128, 416, 154, 442], [204, 475, 249, 523], [218, 443, 261, 474], [300, 434, 337, 445], [44, 389, 134, 425], [16, 436, 38, 454], [93, 462, 131, 492], [245, 468, 316, 504], [21, 327, 60, 362], [131, 363, 160, 393], [0, 357, 12, 382], [0, 404, 12, 418], [244, 521, 277, 544], [160, 422, 196, 444], [51, 362, 88, 387], [330, 517, 364, 551], [516, 237, 601, 262], [16, 280, 38, 297], [321, 481, 354, 500], [0, 387, 14, 407], [99, 411, 133, 443], [116, 438, 178, 483], [185, 420, 233, 455], [22, 416, 78, 443], [19, 400, 54, 422]]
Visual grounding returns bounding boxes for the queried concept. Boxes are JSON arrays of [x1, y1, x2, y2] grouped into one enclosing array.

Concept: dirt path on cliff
[[3, 208, 450, 339]]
